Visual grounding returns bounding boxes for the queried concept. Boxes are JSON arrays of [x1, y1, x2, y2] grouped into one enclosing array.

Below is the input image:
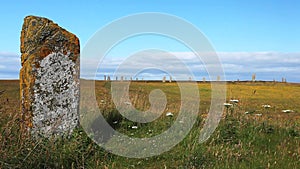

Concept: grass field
[[0, 80, 299, 168]]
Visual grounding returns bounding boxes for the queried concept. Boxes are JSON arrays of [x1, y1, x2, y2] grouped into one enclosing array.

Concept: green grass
[[0, 80, 299, 168]]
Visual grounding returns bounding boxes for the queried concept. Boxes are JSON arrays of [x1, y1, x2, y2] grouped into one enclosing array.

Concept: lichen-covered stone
[[20, 16, 80, 137]]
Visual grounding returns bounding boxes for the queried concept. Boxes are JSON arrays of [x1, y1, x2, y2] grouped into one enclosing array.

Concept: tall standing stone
[[162, 76, 166, 83], [20, 16, 80, 137], [252, 73, 256, 82]]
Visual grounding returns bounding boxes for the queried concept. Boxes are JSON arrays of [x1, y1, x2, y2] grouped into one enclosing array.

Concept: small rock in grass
[[230, 99, 239, 103], [166, 112, 174, 117], [262, 105, 271, 108], [124, 101, 132, 105], [282, 109, 294, 113], [223, 103, 233, 108]]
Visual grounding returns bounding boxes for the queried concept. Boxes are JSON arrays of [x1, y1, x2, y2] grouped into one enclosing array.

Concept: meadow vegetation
[[0, 80, 299, 168]]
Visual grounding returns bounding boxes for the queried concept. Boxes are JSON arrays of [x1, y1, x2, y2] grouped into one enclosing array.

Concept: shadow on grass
[[90, 109, 123, 143]]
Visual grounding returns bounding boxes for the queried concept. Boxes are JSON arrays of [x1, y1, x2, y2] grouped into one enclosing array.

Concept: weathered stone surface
[[20, 16, 80, 137]]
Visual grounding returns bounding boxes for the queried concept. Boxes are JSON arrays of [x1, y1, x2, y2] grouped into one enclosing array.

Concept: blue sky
[[0, 0, 299, 81]]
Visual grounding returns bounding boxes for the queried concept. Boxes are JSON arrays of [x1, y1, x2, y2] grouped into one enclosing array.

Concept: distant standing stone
[[162, 76, 166, 83], [20, 16, 80, 138]]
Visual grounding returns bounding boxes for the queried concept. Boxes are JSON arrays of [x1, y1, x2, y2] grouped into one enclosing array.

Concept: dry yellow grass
[[93, 81, 300, 125], [0, 80, 299, 168]]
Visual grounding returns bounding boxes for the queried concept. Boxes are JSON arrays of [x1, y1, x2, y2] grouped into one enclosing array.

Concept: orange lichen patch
[[20, 53, 29, 66], [39, 46, 52, 59], [19, 63, 34, 132], [27, 122, 33, 128]]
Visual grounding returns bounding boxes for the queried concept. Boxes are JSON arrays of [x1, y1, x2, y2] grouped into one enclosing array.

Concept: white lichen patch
[[32, 51, 79, 137]]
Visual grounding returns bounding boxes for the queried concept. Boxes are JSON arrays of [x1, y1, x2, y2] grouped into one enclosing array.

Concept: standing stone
[[20, 16, 80, 138], [162, 76, 166, 83], [252, 73, 256, 82]]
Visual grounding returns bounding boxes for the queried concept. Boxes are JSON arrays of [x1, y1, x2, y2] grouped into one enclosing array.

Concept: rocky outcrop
[[20, 16, 80, 137]]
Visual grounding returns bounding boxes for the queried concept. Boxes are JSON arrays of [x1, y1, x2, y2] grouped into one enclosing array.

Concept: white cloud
[[0, 52, 21, 79], [82, 51, 300, 82], [1, 51, 299, 82]]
